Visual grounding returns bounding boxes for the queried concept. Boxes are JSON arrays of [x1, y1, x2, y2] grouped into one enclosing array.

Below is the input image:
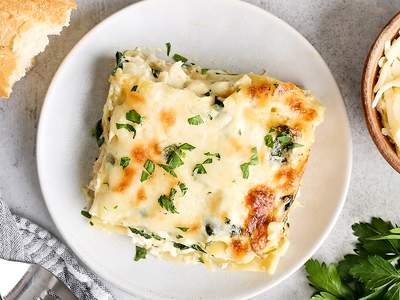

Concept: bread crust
[[0, 0, 77, 98]]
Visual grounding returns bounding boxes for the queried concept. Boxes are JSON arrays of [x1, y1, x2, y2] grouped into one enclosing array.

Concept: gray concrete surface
[[1, 0, 400, 299]]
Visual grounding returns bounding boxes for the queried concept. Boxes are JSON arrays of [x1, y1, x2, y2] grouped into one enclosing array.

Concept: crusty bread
[[0, 0, 77, 98]]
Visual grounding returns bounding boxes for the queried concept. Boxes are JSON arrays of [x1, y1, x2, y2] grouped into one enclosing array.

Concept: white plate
[[37, 0, 352, 299]]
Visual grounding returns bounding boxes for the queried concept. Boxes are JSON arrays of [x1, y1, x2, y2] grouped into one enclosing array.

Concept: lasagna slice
[[85, 48, 324, 272]]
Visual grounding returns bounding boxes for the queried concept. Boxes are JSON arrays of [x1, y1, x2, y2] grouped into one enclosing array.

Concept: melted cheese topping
[[86, 49, 324, 272], [373, 36, 400, 154]]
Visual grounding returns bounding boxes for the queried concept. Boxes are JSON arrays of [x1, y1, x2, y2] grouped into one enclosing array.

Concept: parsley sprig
[[193, 158, 213, 175], [159, 143, 195, 177], [240, 147, 258, 179], [158, 188, 178, 214], [305, 218, 400, 300]]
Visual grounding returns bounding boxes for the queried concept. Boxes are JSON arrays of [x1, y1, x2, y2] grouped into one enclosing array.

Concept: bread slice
[[0, 0, 77, 98]]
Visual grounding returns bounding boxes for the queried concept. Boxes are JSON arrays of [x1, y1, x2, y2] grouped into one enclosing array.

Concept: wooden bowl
[[362, 11, 400, 173]]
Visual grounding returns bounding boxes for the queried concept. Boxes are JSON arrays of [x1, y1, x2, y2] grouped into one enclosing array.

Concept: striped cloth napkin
[[0, 198, 114, 300]]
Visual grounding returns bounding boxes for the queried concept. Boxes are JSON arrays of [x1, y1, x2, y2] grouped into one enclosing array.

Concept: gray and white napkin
[[0, 199, 114, 300]]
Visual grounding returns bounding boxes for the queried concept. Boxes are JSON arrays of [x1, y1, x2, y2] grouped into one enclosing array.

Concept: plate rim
[[36, 0, 353, 298]]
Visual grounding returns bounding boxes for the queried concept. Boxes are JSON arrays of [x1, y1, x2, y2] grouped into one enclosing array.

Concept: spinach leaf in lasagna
[[126, 109, 143, 124], [129, 227, 164, 241], [264, 126, 303, 162], [91, 119, 104, 147], [172, 53, 188, 63], [112, 51, 125, 75]]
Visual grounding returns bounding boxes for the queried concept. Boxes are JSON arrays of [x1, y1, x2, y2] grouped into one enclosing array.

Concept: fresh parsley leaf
[[201, 68, 209, 75], [116, 123, 136, 137], [305, 259, 354, 300], [173, 242, 189, 250], [264, 134, 274, 148], [178, 182, 187, 195], [140, 159, 155, 182], [350, 255, 400, 298], [172, 53, 188, 63], [178, 143, 195, 151], [158, 164, 177, 177], [193, 164, 207, 175], [131, 85, 138, 92], [240, 163, 250, 179], [81, 210, 92, 219], [177, 227, 189, 232], [249, 147, 258, 165], [134, 246, 147, 261], [204, 152, 221, 160], [337, 254, 367, 283], [191, 244, 206, 253], [310, 292, 342, 300], [165, 42, 171, 56], [120, 157, 131, 169], [129, 227, 163, 241], [126, 109, 143, 124], [203, 158, 213, 164], [158, 188, 178, 214], [151, 68, 160, 78], [188, 115, 204, 125], [112, 51, 124, 75]]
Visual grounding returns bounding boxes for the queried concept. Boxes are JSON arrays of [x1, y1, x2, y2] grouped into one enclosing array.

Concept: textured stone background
[[1, 0, 400, 299]]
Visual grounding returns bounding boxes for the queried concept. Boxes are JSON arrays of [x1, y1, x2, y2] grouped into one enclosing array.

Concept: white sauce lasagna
[[85, 48, 324, 272]]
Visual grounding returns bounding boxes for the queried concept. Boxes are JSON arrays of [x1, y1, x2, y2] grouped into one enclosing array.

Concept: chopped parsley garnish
[[120, 157, 131, 169], [165, 42, 171, 56], [116, 123, 136, 137], [91, 119, 104, 147], [192, 157, 213, 175], [112, 51, 124, 75], [129, 227, 163, 241], [89, 221, 94, 226], [178, 182, 187, 195], [126, 109, 143, 124], [173, 242, 189, 250], [163, 143, 195, 171], [113, 205, 118, 209], [204, 152, 221, 160], [81, 210, 92, 219], [213, 96, 224, 110], [158, 164, 177, 177], [205, 224, 214, 236], [158, 188, 178, 214], [193, 164, 207, 175], [201, 68, 209, 75], [264, 126, 303, 162], [131, 85, 138, 92], [191, 244, 206, 253], [204, 90, 211, 96], [176, 227, 189, 232], [140, 159, 155, 182], [240, 163, 250, 179], [151, 68, 160, 78], [224, 217, 231, 224], [240, 147, 258, 179], [198, 257, 205, 263], [134, 246, 147, 261], [172, 53, 188, 63], [176, 234, 183, 239], [187, 115, 204, 125]]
